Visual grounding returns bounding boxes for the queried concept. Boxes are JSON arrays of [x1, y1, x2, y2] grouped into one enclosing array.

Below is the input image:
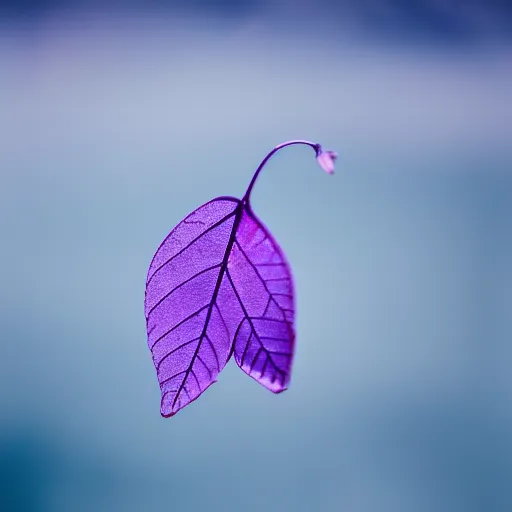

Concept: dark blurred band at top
[[0, 0, 511, 46]]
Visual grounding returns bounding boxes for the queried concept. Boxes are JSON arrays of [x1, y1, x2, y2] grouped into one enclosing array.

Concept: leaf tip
[[160, 391, 179, 418]]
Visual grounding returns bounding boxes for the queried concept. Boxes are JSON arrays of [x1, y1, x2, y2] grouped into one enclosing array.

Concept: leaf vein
[[160, 370, 187, 387], [225, 269, 285, 376], [171, 207, 243, 410], [149, 304, 209, 350], [146, 264, 221, 319], [205, 335, 221, 373], [156, 337, 200, 374], [234, 239, 291, 322], [215, 303, 230, 343], [190, 368, 202, 393], [147, 211, 236, 285], [196, 355, 212, 380]]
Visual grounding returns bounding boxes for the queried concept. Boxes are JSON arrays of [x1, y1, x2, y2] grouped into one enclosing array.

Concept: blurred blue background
[[1, 1, 511, 511]]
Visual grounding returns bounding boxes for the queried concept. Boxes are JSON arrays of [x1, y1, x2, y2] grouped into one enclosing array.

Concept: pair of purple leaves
[[145, 140, 337, 417]]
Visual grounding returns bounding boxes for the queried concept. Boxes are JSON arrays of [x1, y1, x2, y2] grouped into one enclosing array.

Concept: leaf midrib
[[171, 202, 243, 410]]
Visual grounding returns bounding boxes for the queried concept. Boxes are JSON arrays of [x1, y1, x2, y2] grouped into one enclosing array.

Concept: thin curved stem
[[243, 140, 320, 205]]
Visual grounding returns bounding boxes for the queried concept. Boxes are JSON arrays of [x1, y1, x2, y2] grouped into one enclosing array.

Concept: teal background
[[1, 4, 511, 511]]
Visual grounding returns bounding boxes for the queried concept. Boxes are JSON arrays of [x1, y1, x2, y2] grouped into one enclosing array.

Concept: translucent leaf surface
[[145, 199, 295, 416], [228, 209, 295, 393]]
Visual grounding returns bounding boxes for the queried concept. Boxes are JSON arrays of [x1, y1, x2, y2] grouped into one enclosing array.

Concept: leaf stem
[[243, 140, 320, 204]]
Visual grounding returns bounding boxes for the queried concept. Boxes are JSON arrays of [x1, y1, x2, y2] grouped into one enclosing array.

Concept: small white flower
[[316, 149, 337, 175]]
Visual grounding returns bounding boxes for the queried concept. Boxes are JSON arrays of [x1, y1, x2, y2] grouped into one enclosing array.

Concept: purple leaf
[[145, 140, 335, 417], [228, 208, 295, 393]]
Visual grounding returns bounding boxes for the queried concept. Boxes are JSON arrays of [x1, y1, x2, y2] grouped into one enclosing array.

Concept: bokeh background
[[1, 1, 511, 511]]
